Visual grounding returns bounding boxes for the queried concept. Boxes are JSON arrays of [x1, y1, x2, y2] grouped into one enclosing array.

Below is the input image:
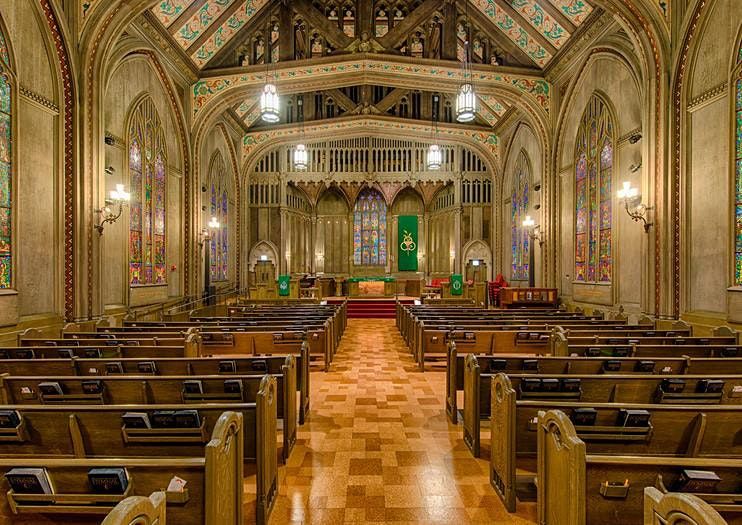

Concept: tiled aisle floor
[[264, 319, 537, 524]]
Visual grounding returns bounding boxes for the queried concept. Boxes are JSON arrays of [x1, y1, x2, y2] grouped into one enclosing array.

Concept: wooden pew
[[102, 491, 166, 525], [488, 373, 742, 512], [0, 348, 311, 425], [0, 345, 193, 359], [0, 410, 248, 524], [0, 363, 297, 462], [462, 356, 742, 457], [554, 342, 742, 359], [445, 343, 742, 423], [536, 409, 742, 524], [644, 487, 728, 525]]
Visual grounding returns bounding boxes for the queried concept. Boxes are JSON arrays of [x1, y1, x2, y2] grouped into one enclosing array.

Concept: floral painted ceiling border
[[510, 0, 571, 49], [152, 0, 192, 28], [151, 0, 269, 68], [190, 0, 269, 68], [469, 0, 553, 67], [547, 0, 593, 25], [194, 57, 550, 119], [242, 117, 500, 165], [173, 0, 238, 49]]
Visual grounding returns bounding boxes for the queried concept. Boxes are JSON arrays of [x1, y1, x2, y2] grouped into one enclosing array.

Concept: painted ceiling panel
[[469, 0, 552, 67], [174, 0, 239, 49], [479, 94, 509, 118], [511, 0, 570, 48], [152, 0, 193, 28], [190, 0, 270, 68], [546, 0, 594, 25]]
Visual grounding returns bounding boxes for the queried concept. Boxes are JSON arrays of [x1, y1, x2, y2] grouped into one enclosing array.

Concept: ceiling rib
[[185, 0, 246, 54], [376, 0, 445, 50]]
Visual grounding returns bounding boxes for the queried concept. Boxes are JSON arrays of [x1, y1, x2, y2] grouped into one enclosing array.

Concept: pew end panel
[[463, 354, 481, 457], [204, 411, 244, 525], [102, 491, 166, 525], [644, 487, 728, 525], [256, 375, 278, 525], [281, 355, 298, 462], [446, 342, 458, 424], [490, 373, 518, 513], [536, 409, 586, 525]]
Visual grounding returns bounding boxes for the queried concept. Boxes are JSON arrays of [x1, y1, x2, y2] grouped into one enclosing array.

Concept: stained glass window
[[208, 151, 230, 281], [129, 98, 166, 286], [575, 95, 613, 283], [735, 45, 742, 285], [511, 152, 530, 281], [353, 188, 387, 266], [0, 27, 10, 290]]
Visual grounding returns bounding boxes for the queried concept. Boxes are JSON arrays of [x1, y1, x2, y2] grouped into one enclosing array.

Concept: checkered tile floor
[[252, 319, 537, 524]]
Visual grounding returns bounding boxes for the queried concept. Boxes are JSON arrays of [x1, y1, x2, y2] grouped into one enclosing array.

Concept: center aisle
[[265, 319, 536, 524]]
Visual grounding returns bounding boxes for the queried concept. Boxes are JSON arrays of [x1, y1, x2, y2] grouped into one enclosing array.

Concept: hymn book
[[5, 468, 52, 494]]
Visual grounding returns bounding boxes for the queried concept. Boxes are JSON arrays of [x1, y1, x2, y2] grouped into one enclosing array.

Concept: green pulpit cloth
[[278, 275, 290, 296], [398, 215, 418, 271], [450, 274, 464, 296]]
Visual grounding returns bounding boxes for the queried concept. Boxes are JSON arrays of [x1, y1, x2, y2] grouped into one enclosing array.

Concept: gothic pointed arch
[[0, 20, 14, 290], [574, 94, 614, 284], [353, 187, 387, 266], [127, 96, 167, 286], [207, 150, 231, 282], [511, 151, 531, 282], [733, 36, 742, 286]]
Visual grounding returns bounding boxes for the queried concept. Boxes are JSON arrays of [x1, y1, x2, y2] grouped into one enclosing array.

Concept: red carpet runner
[[327, 298, 414, 319]]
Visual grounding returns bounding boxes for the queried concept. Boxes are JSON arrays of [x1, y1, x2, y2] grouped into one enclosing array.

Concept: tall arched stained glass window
[[208, 151, 229, 281], [129, 98, 167, 286], [734, 43, 742, 285], [511, 152, 530, 281], [353, 188, 387, 266], [575, 95, 613, 283], [0, 28, 12, 289]]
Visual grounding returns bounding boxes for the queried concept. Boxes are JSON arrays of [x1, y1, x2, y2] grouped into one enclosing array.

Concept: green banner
[[398, 215, 418, 271], [450, 274, 464, 296], [278, 275, 290, 296]]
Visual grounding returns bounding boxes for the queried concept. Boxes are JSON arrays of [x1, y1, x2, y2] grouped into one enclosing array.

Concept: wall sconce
[[198, 217, 220, 247], [260, 254, 268, 261], [617, 181, 653, 233], [522, 215, 544, 246], [95, 184, 130, 235], [472, 259, 480, 267]]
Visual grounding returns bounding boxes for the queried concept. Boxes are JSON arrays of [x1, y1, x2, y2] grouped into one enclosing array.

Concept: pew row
[[0, 346, 310, 424], [445, 343, 742, 423], [488, 373, 742, 512], [537, 410, 742, 524], [0, 362, 297, 462], [0, 410, 250, 524], [462, 355, 742, 457]]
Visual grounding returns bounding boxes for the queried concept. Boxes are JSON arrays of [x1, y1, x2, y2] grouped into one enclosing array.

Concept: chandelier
[[427, 144, 442, 170], [427, 94, 442, 170]]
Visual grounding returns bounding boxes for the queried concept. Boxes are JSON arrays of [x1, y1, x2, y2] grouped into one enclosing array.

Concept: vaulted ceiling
[[148, 0, 596, 71], [142, 0, 596, 132]]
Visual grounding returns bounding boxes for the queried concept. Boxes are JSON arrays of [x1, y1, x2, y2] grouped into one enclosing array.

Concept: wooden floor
[[258, 318, 537, 524]]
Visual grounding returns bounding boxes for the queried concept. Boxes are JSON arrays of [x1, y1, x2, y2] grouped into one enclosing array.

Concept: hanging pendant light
[[427, 94, 442, 170], [260, 82, 280, 123], [293, 97, 307, 170], [293, 143, 308, 171], [456, 82, 476, 123], [427, 144, 442, 170], [456, 2, 477, 123]]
